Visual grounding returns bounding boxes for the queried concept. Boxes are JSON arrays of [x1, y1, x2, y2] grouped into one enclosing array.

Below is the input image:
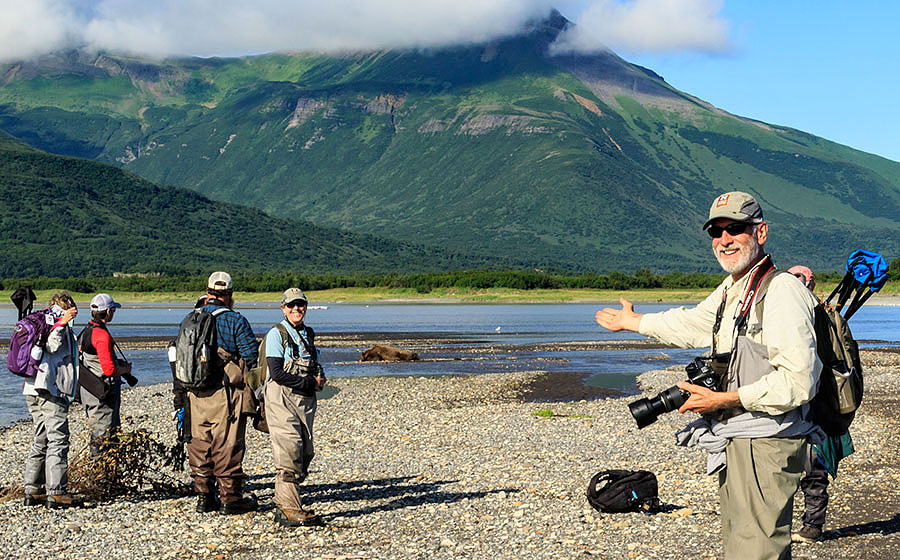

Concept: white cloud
[[553, 0, 732, 55], [0, 0, 733, 62], [0, 0, 80, 62]]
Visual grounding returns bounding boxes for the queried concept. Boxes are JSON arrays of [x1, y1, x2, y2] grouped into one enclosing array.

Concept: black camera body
[[628, 356, 723, 429], [684, 357, 719, 391]]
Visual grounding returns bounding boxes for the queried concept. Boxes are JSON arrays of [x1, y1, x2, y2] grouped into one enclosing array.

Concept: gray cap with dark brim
[[703, 191, 764, 230]]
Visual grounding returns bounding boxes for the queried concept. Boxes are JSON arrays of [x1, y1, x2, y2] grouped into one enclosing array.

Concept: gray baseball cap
[[207, 271, 233, 291], [703, 191, 764, 230], [281, 287, 307, 306], [90, 293, 121, 312]]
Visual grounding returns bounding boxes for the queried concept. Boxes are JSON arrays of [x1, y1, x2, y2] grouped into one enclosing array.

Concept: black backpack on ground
[[173, 307, 228, 391], [586, 470, 660, 513]]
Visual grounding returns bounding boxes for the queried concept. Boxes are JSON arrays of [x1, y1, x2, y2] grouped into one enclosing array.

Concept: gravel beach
[[1, 348, 898, 560]]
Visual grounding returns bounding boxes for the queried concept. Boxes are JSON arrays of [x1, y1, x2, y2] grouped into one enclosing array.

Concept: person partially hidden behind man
[[189, 272, 260, 515], [786, 265, 855, 544], [596, 191, 823, 559]]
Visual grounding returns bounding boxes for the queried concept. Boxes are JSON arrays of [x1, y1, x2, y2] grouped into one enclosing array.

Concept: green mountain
[[1, 11, 898, 272], [0, 131, 494, 277]]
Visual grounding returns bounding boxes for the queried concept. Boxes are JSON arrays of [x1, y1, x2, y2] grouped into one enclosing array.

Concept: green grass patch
[[532, 408, 592, 419]]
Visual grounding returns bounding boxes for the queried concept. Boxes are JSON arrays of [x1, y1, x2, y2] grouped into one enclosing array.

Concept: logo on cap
[[281, 287, 307, 305], [715, 194, 731, 207]]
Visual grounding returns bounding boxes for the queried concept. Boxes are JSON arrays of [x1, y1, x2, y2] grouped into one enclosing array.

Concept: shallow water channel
[[2, 302, 898, 427]]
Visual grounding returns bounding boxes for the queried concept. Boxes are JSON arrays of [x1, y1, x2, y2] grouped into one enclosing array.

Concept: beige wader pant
[[187, 352, 253, 503], [265, 380, 316, 511], [719, 437, 806, 560]]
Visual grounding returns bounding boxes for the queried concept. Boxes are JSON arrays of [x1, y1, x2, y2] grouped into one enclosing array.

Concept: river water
[[2, 302, 898, 427]]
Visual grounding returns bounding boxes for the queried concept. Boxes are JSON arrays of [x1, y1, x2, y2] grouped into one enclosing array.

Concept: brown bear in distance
[[360, 345, 420, 362]]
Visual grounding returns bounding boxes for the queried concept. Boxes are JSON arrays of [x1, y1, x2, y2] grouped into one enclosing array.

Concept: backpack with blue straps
[[586, 469, 660, 513]]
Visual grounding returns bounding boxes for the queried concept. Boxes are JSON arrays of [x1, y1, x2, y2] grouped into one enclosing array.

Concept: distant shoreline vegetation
[[1, 266, 897, 296]]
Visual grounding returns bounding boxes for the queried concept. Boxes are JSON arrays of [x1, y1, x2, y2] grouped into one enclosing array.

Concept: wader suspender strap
[[78, 321, 123, 376], [275, 323, 318, 369], [279, 323, 317, 362], [274, 323, 297, 356], [711, 255, 776, 355], [298, 328, 316, 362]]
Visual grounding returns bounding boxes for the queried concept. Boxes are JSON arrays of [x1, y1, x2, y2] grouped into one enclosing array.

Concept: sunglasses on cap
[[284, 300, 307, 309], [707, 222, 751, 239]]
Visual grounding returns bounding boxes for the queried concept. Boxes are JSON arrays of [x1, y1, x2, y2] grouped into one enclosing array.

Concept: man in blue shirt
[[188, 271, 260, 515]]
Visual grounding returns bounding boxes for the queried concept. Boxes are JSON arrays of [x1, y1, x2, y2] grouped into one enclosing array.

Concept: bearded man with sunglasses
[[596, 191, 822, 559]]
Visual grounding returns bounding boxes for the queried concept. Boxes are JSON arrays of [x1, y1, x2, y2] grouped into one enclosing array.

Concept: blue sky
[[2, 1, 897, 162], [557, 1, 900, 163]]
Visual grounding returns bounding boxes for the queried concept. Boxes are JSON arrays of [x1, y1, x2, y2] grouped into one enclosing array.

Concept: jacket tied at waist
[[675, 407, 824, 475]]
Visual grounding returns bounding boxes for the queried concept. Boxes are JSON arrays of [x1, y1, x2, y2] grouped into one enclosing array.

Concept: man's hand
[[595, 297, 643, 332], [676, 382, 742, 415]]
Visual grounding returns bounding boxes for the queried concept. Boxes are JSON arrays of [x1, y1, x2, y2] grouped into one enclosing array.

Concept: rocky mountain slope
[[1, 11, 898, 272]]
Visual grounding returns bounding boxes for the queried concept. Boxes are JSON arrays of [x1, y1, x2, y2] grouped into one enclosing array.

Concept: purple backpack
[[7, 310, 54, 378]]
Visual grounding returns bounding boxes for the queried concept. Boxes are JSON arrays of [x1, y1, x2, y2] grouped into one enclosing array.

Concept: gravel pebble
[[0, 350, 898, 559]]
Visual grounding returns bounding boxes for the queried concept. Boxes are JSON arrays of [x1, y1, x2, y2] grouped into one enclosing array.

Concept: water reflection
[[2, 302, 897, 427]]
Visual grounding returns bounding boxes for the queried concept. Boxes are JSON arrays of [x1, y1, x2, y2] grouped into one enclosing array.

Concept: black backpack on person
[[173, 307, 228, 391], [586, 469, 660, 513]]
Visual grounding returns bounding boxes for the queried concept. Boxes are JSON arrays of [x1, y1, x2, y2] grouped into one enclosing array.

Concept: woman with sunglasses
[[262, 287, 326, 527]]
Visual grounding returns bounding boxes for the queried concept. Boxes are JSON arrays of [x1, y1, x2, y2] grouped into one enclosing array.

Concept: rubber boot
[[274, 507, 323, 527], [47, 494, 84, 509], [196, 490, 220, 513]]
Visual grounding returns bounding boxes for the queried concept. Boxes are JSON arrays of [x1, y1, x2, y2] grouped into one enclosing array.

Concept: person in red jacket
[[78, 293, 135, 458]]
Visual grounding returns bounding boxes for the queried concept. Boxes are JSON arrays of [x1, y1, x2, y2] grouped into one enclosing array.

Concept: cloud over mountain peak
[[1, 0, 732, 61]]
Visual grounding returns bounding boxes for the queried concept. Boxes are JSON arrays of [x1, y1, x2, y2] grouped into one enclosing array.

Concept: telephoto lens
[[628, 385, 689, 429]]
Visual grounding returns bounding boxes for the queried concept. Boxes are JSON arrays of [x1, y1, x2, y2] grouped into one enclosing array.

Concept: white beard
[[714, 234, 762, 276]]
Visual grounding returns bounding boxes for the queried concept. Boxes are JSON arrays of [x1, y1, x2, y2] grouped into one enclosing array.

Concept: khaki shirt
[[639, 262, 821, 415]]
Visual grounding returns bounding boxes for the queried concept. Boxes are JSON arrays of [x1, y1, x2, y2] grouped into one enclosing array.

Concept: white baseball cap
[[207, 271, 233, 292], [90, 293, 121, 312]]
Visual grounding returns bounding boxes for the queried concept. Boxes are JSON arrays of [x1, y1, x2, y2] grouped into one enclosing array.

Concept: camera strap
[[111, 337, 129, 363], [711, 254, 776, 355]]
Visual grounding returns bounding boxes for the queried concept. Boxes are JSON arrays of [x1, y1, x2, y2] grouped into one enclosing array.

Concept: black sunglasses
[[707, 222, 751, 239], [285, 301, 307, 309]]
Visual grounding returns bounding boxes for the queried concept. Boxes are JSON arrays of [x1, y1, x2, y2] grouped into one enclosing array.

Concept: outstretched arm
[[595, 297, 643, 333]]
